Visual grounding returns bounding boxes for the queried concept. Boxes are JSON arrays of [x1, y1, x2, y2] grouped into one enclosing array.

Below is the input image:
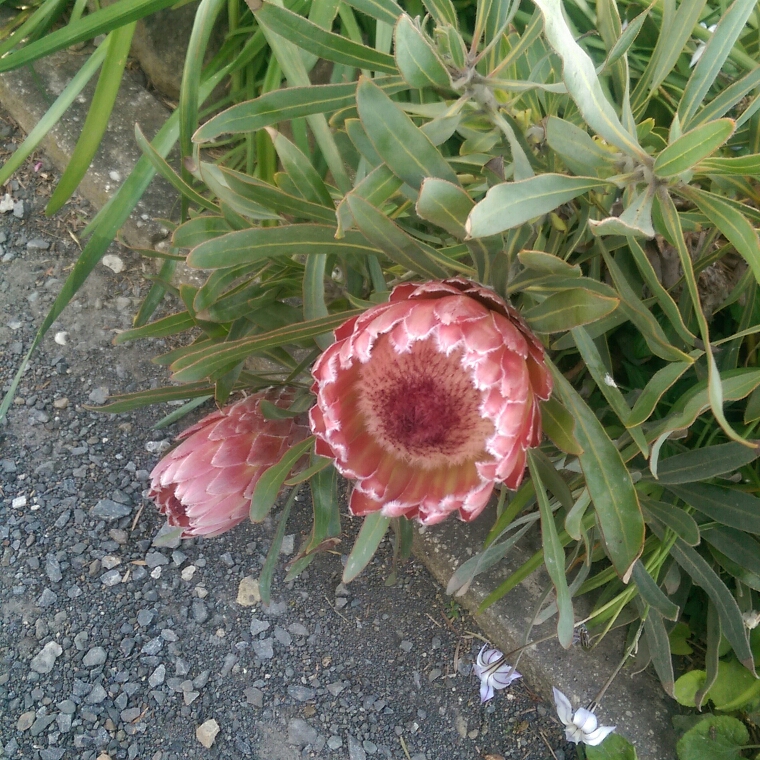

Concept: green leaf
[[674, 670, 707, 707], [641, 499, 700, 546], [695, 601, 721, 709], [114, 312, 196, 344], [356, 76, 459, 190], [46, 24, 135, 215], [703, 526, 760, 579], [643, 606, 676, 698], [697, 153, 760, 176], [676, 715, 748, 760], [549, 362, 644, 582], [545, 116, 613, 174], [524, 288, 619, 333], [304, 252, 330, 350], [343, 0, 401, 25], [707, 658, 760, 711], [679, 0, 757, 129], [421, 0, 457, 27], [654, 119, 735, 178], [531, 0, 645, 160], [198, 162, 282, 221], [528, 451, 574, 649], [667, 482, 760, 534], [518, 250, 581, 277], [415, 178, 474, 239], [682, 186, 760, 289], [540, 396, 582, 455], [170, 310, 361, 382], [655, 442, 760, 484], [591, 187, 655, 239], [268, 129, 334, 207], [0, 0, 177, 73], [466, 175, 608, 237], [250, 437, 315, 522], [343, 512, 391, 583], [173, 216, 231, 249], [345, 195, 450, 279], [394, 14, 450, 89], [670, 537, 755, 673], [669, 621, 694, 656], [258, 487, 298, 605], [584, 733, 638, 760], [187, 225, 378, 269], [195, 77, 403, 141], [628, 361, 692, 427], [88, 382, 216, 414], [631, 561, 679, 621], [255, 2, 397, 73]]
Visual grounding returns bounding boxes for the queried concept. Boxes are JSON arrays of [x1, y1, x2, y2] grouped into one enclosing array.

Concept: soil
[[0, 113, 576, 760]]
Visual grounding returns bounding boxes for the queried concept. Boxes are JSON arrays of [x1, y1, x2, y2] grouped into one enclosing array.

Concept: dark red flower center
[[357, 336, 493, 468]]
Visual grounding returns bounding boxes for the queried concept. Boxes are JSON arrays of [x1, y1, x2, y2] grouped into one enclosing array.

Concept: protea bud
[[309, 278, 552, 525], [148, 389, 308, 537]]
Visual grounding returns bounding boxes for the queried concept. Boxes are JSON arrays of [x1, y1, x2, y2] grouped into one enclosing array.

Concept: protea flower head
[[309, 278, 552, 525], [473, 645, 522, 702], [148, 389, 308, 537]]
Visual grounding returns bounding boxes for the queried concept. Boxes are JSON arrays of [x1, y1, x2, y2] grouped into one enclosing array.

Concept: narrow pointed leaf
[[550, 362, 644, 581], [632, 561, 679, 621], [416, 178, 473, 238], [655, 442, 760, 484], [643, 606, 676, 697], [666, 482, 760, 534], [540, 396, 582, 455], [628, 361, 693, 427], [654, 119, 735, 178], [343, 512, 391, 583], [466, 175, 608, 237], [524, 288, 618, 333], [343, 0, 401, 25], [641, 499, 700, 546], [173, 217, 231, 249], [703, 526, 760, 578], [395, 14, 450, 89]]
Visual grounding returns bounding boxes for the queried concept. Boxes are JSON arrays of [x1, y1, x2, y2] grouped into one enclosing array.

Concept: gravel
[[0, 116, 576, 759]]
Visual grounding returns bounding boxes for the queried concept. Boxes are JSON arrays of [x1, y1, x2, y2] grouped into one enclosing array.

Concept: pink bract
[[148, 389, 308, 537], [309, 278, 552, 525]]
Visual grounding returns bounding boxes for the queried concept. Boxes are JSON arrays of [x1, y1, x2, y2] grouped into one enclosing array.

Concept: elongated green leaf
[[549, 362, 644, 581], [697, 154, 760, 176], [466, 175, 608, 237], [667, 482, 760, 534], [654, 119, 735, 178], [670, 537, 755, 673], [173, 216, 233, 249], [251, 437, 314, 522], [690, 67, 760, 129], [600, 245, 691, 363], [528, 451, 574, 649], [694, 601, 721, 710], [170, 310, 361, 382], [641, 499, 700, 546], [518, 250, 581, 277], [220, 168, 336, 224], [655, 442, 760, 484], [268, 130, 334, 207], [304, 252, 330, 350], [256, 3, 397, 73], [199, 162, 282, 220], [46, 24, 135, 215], [682, 186, 760, 288], [0, 44, 107, 188], [531, 0, 645, 159], [0, 0, 177, 73], [416, 178, 474, 238], [89, 382, 216, 413], [357, 76, 459, 189], [343, 0, 401, 25], [643, 605, 676, 697], [632, 561, 679, 621], [188, 225, 378, 269], [703, 526, 760, 578], [343, 512, 391, 583], [679, 0, 757, 128], [196, 78, 398, 141], [305, 462, 341, 553], [395, 14, 450, 89], [524, 288, 618, 333], [628, 361, 693, 427], [540, 396, 582, 455], [422, 0, 456, 27], [591, 187, 655, 239], [258, 487, 298, 605], [346, 195, 449, 279], [114, 312, 195, 344], [545, 117, 613, 175], [135, 125, 217, 212], [337, 164, 403, 236]]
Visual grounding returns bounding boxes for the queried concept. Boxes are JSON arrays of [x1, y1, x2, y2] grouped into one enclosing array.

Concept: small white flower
[[553, 688, 616, 746], [472, 646, 521, 703], [742, 610, 760, 630], [603, 373, 617, 388]]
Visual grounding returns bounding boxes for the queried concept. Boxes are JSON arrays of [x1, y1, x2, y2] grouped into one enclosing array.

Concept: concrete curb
[[0, 51, 677, 759]]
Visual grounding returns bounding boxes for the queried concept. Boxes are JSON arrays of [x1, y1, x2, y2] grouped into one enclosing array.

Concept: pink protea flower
[[309, 278, 552, 525], [148, 389, 308, 537]]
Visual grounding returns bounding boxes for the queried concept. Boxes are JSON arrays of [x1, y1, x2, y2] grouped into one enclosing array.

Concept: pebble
[[252, 638, 274, 660], [30, 641, 63, 674], [27, 237, 49, 250], [244, 687, 263, 707], [196, 719, 220, 748], [287, 718, 318, 747], [236, 575, 261, 606], [91, 499, 131, 520], [101, 569, 122, 586], [191, 600, 209, 623], [348, 735, 367, 760], [250, 618, 270, 636], [102, 254, 124, 273], [287, 685, 316, 701], [148, 664, 166, 687], [87, 386, 110, 405], [37, 588, 58, 607], [83, 646, 107, 667], [17, 711, 35, 731]]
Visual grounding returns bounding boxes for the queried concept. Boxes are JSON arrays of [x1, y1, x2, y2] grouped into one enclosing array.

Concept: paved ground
[[0, 115, 576, 760]]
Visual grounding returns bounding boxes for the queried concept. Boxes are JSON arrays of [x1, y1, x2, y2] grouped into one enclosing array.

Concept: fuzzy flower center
[[356, 336, 494, 468]]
